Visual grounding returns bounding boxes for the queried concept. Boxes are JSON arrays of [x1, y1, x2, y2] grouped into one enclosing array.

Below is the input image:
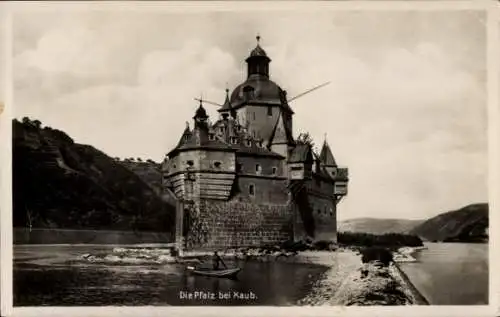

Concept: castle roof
[[167, 105, 235, 157], [227, 76, 294, 113], [194, 103, 208, 119], [175, 122, 192, 148], [223, 36, 294, 114], [212, 118, 284, 158], [268, 109, 295, 146], [319, 140, 337, 166], [249, 44, 268, 58], [246, 35, 270, 60], [289, 143, 313, 163], [313, 151, 334, 180], [219, 89, 236, 117]]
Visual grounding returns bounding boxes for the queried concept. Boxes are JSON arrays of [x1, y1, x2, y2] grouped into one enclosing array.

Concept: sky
[[10, 8, 488, 221]]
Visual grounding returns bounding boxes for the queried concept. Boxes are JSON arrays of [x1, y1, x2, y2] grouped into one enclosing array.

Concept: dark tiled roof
[[249, 44, 268, 58], [219, 89, 236, 118], [168, 124, 234, 157], [289, 143, 313, 163], [175, 124, 192, 148], [194, 104, 208, 119], [319, 141, 337, 166], [268, 110, 295, 146], [227, 75, 294, 114], [211, 118, 284, 158]]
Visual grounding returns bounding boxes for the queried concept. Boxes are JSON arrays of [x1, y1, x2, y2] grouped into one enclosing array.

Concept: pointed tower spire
[[319, 137, 337, 167], [220, 87, 236, 120], [193, 98, 209, 130]]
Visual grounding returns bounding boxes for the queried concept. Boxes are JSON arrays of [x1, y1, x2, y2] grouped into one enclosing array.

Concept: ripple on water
[[14, 246, 328, 306]]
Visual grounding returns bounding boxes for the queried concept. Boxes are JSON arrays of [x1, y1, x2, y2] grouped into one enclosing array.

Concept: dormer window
[[208, 133, 215, 141], [243, 85, 254, 100]]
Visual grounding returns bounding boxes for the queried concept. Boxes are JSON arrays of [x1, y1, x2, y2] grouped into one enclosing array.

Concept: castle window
[[209, 133, 215, 141], [253, 112, 256, 121], [246, 140, 251, 147], [255, 164, 262, 174], [231, 136, 238, 144], [267, 107, 272, 116], [272, 167, 277, 175], [249, 184, 255, 196], [213, 161, 222, 168], [186, 160, 194, 167], [173, 164, 177, 169], [219, 127, 224, 133]]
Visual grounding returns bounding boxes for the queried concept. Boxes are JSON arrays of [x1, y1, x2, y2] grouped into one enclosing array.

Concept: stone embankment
[[297, 247, 428, 306]]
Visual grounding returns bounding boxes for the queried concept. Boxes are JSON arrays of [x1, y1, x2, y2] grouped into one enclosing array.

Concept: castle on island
[[162, 37, 349, 251]]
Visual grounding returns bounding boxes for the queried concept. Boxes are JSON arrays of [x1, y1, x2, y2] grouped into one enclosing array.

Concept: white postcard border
[[1, 1, 499, 317]]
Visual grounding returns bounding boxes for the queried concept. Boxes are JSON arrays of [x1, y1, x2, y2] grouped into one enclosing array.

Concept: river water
[[14, 245, 327, 306], [398, 242, 488, 305]]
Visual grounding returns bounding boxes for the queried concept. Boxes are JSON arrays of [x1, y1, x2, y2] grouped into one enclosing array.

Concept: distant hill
[[410, 203, 488, 243], [117, 158, 178, 206], [13, 117, 176, 235], [338, 218, 425, 235]]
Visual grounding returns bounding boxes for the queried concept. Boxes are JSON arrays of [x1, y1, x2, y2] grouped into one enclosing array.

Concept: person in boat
[[212, 251, 227, 270]]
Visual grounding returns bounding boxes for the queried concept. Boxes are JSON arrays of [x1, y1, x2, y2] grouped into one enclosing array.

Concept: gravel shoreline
[[296, 247, 427, 306]]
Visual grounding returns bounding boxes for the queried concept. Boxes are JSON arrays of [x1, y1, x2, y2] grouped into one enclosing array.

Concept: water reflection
[[14, 246, 327, 306]]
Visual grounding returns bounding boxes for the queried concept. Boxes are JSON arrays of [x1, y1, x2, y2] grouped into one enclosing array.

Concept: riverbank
[[180, 247, 426, 306], [72, 245, 427, 305], [298, 256, 423, 305]]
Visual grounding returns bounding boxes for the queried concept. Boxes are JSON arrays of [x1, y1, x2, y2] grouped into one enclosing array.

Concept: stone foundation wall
[[181, 199, 294, 250]]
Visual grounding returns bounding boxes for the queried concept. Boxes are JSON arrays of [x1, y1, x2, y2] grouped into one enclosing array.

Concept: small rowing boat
[[186, 266, 241, 279]]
